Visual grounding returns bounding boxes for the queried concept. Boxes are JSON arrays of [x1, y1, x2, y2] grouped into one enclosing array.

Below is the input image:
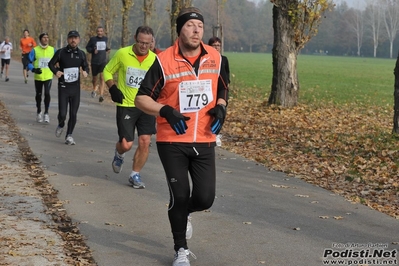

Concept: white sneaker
[[55, 126, 63, 138], [173, 248, 196, 266], [186, 215, 192, 239], [91, 91, 97, 98], [65, 135, 76, 145], [112, 150, 124, 173], [44, 113, 50, 123], [36, 113, 43, 123]]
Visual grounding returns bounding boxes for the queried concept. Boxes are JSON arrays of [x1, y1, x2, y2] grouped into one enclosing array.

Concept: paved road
[[1, 61, 398, 266]]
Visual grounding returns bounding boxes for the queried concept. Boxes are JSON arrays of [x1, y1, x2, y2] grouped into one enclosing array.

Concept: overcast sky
[[335, 0, 366, 8], [250, 0, 365, 9]]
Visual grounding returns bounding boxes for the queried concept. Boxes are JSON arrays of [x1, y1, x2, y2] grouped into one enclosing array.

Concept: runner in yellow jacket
[[28, 32, 56, 123], [104, 25, 157, 189]]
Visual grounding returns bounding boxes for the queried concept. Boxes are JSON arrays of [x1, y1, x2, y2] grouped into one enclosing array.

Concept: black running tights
[[57, 85, 80, 136], [157, 144, 216, 251], [35, 79, 52, 114]]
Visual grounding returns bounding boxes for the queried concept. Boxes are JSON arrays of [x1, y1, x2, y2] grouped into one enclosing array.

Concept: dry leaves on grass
[[223, 97, 399, 219]]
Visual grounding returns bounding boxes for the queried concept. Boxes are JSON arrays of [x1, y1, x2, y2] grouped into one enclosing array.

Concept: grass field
[[107, 49, 396, 107], [225, 52, 396, 107], [222, 53, 399, 219]]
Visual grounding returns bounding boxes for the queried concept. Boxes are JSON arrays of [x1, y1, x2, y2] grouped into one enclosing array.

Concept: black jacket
[[85, 36, 110, 65], [49, 45, 89, 87]]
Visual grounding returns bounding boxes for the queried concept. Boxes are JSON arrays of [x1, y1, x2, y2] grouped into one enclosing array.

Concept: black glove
[[32, 68, 42, 74], [159, 105, 190, 135], [109, 84, 124, 104], [208, 104, 226, 134]]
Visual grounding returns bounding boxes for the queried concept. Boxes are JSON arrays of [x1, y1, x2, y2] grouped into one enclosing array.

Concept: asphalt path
[[1, 61, 398, 266]]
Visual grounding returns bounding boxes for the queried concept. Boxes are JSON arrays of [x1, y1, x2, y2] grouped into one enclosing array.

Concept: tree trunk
[[268, 2, 299, 108], [170, 0, 179, 45], [86, 0, 101, 38], [121, 11, 129, 47], [170, 0, 192, 45], [143, 0, 154, 26], [393, 52, 399, 134], [390, 41, 394, 59], [121, 0, 134, 47], [49, 0, 62, 48]]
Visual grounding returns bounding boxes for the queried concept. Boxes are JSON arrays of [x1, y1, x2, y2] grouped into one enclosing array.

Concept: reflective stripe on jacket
[[156, 40, 222, 143]]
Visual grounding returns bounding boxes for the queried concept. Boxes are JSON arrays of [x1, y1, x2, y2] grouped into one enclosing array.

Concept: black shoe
[[99, 96, 104, 102], [5, 78, 9, 82]]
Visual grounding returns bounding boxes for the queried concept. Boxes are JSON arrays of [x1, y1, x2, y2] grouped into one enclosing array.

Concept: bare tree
[[0, 0, 7, 38], [70, 0, 81, 32], [6, 0, 34, 51], [144, 0, 155, 26], [34, 0, 46, 34], [268, 0, 333, 107], [169, 0, 192, 44], [32, 0, 61, 47], [382, 0, 399, 58], [365, 1, 382, 58], [103, 0, 119, 49], [393, 53, 399, 134], [345, 8, 364, 56], [47, 0, 62, 48], [86, 0, 101, 39], [121, 0, 135, 47]]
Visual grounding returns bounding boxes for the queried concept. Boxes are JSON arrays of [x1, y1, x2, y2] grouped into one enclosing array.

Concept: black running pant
[[57, 84, 80, 136], [157, 143, 216, 251], [35, 80, 52, 114], [21, 53, 30, 70]]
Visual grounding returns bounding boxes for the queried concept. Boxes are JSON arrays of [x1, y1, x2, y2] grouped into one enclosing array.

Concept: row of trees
[[0, 0, 272, 54], [309, 0, 399, 58], [0, 0, 186, 51], [2, 0, 399, 59], [1, 0, 398, 111]]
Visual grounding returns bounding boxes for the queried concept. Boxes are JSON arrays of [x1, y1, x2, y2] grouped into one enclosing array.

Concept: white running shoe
[[91, 91, 97, 98], [65, 135, 76, 145], [173, 248, 196, 266], [186, 215, 192, 239], [112, 150, 124, 173], [44, 113, 50, 123], [36, 113, 43, 123], [55, 126, 63, 138]]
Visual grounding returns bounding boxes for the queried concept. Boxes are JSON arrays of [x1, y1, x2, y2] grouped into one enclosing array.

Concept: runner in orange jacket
[[135, 6, 229, 266], [20, 29, 37, 84]]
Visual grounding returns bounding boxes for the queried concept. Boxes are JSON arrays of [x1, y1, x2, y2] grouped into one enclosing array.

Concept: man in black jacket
[[48, 30, 89, 145], [86, 26, 110, 102]]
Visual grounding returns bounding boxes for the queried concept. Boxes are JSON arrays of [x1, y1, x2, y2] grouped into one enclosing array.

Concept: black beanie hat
[[176, 9, 204, 36]]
